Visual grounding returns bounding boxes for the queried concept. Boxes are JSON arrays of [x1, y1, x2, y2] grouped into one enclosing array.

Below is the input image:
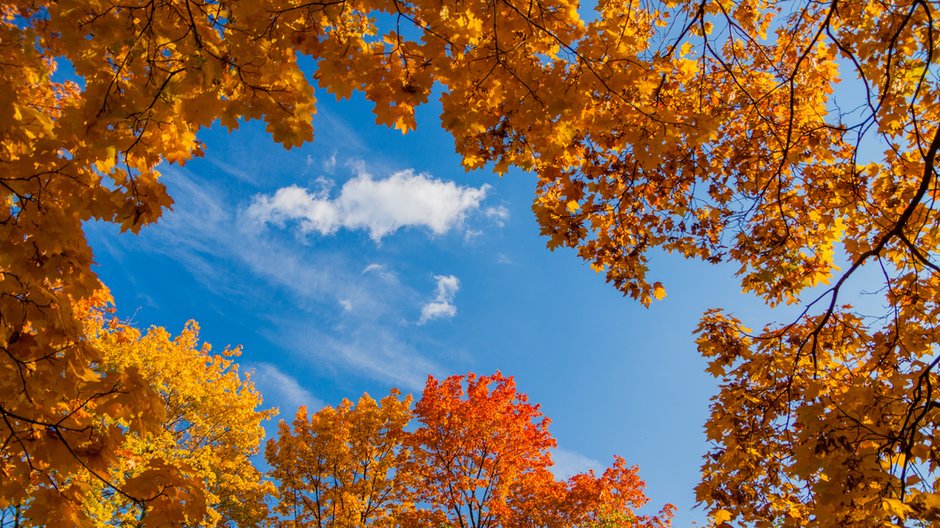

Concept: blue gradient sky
[[85, 87, 808, 525]]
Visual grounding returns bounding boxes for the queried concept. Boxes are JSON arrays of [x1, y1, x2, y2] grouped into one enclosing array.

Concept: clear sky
[[85, 85, 795, 526]]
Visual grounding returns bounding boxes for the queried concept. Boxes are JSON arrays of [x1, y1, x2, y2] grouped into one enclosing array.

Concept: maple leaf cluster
[[266, 372, 674, 528], [1, 297, 273, 526]]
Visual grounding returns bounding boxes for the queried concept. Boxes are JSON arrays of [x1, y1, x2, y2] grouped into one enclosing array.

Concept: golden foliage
[[502, 1, 940, 525], [1, 298, 272, 526], [84, 309, 275, 527], [4, 0, 939, 524], [266, 391, 416, 527], [267, 373, 673, 527]]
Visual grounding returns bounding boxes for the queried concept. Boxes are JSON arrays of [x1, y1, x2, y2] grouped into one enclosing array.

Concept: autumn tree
[[557, 458, 674, 528], [409, 372, 556, 528], [266, 390, 417, 527], [0, 297, 273, 526], [410, 372, 673, 528], [0, 287, 185, 526], [83, 307, 274, 527], [269, 374, 671, 527]]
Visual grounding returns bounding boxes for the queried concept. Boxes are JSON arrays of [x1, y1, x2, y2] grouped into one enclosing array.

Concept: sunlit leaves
[[268, 373, 673, 527], [0, 299, 272, 526], [6, 0, 939, 524], [84, 311, 274, 526], [266, 390, 415, 527], [411, 372, 558, 527]]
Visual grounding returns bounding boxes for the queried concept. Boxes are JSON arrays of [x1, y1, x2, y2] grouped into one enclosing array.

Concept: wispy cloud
[[249, 362, 321, 415], [322, 151, 337, 174], [247, 169, 490, 241], [268, 322, 443, 391], [419, 275, 460, 324], [362, 263, 398, 284], [207, 157, 257, 185], [89, 165, 459, 389], [484, 205, 510, 227], [551, 447, 602, 479]]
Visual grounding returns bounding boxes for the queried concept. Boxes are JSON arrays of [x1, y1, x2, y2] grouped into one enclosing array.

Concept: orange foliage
[[266, 390, 416, 527], [269, 372, 673, 528], [410, 372, 557, 527]]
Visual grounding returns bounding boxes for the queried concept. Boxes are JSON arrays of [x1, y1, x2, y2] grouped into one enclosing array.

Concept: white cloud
[[90, 164, 472, 391], [551, 447, 601, 479], [433, 274, 460, 300], [420, 301, 457, 322], [419, 274, 460, 324], [249, 362, 321, 414], [247, 169, 490, 241], [314, 175, 334, 195], [362, 263, 398, 284], [496, 253, 513, 265], [322, 151, 337, 173], [484, 205, 510, 226], [463, 228, 483, 242]]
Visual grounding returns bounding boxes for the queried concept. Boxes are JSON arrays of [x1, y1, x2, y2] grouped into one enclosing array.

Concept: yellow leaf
[[882, 498, 912, 519], [713, 509, 733, 523], [653, 282, 666, 300]]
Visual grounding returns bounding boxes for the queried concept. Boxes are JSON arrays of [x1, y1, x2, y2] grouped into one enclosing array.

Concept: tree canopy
[[266, 390, 417, 527], [267, 373, 674, 527], [2, 0, 939, 525], [0, 296, 272, 526]]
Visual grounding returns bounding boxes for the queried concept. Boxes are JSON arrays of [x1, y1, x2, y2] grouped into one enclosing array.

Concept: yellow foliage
[[82, 310, 275, 526], [1, 298, 273, 526], [265, 391, 417, 527]]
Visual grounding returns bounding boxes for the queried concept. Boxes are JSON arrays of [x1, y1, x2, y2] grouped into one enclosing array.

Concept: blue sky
[[86, 86, 804, 525]]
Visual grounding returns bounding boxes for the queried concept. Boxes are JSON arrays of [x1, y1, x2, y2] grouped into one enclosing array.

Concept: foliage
[[4, 0, 938, 524], [269, 373, 674, 527], [489, 1, 940, 526], [0, 298, 272, 526], [0, 0, 578, 515], [411, 372, 556, 526], [84, 307, 274, 527], [413, 373, 674, 528], [266, 390, 416, 527]]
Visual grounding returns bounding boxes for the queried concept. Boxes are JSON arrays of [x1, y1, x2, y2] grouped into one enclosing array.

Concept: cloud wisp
[[247, 169, 489, 241], [484, 205, 510, 226], [89, 165, 467, 390], [362, 263, 398, 284], [551, 447, 602, 479], [266, 321, 443, 391], [248, 362, 322, 414], [419, 275, 460, 325]]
